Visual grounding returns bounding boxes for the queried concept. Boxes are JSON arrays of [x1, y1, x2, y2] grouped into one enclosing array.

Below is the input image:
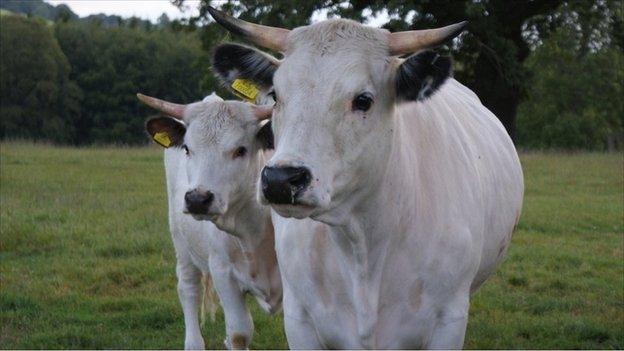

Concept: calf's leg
[[176, 253, 206, 350], [209, 258, 254, 350]]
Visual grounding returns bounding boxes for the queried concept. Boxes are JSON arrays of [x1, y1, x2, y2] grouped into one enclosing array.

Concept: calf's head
[[210, 7, 465, 223], [139, 93, 273, 221]]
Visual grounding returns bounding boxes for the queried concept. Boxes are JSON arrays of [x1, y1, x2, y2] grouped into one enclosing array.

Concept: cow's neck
[[323, 112, 415, 347], [217, 191, 270, 253], [323, 203, 388, 347]]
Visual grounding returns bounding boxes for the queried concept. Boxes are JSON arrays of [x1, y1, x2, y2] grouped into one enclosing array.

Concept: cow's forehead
[[286, 19, 389, 56], [185, 101, 251, 146], [277, 19, 393, 95]]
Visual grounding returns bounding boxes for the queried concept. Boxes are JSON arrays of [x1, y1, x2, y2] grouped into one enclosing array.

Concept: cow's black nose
[[184, 189, 214, 214], [261, 166, 312, 204]]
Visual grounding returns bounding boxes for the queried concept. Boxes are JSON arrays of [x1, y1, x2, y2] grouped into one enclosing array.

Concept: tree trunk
[[466, 50, 522, 140]]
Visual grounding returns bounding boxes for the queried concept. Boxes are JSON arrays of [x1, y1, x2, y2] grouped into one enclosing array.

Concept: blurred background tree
[[54, 21, 206, 144], [1, 0, 208, 144], [517, 0, 623, 149], [0, 15, 81, 143], [0, 0, 622, 149]]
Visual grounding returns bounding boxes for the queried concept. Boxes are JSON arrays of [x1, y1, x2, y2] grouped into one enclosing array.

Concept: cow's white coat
[[161, 94, 281, 349], [257, 20, 524, 349]]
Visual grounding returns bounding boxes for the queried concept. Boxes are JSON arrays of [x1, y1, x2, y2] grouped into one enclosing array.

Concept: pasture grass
[[1, 142, 622, 349]]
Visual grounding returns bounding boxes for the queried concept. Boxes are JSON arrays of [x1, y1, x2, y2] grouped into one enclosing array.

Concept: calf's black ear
[[256, 121, 274, 150], [395, 50, 452, 102], [145, 116, 186, 148], [212, 43, 278, 101]]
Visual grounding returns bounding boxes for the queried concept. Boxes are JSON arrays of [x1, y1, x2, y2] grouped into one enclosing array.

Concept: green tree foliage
[[0, 15, 81, 143], [54, 21, 207, 144], [0, 10, 209, 145], [0, 0, 77, 22], [517, 28, 623, 150]]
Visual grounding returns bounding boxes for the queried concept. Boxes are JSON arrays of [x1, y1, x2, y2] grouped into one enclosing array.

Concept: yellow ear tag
[[231, 79, 259, 102], [153, 132, 172, 148]]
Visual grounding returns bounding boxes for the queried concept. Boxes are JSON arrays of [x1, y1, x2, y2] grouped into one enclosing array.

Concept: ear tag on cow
[[153, 132, 172, 148], [231, 79, 259, 102]]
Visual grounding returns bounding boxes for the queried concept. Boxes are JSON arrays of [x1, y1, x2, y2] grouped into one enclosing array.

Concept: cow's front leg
[[426, 294, 470, 349], [176, 255, 206, 350], [209, 258, 253, 350]]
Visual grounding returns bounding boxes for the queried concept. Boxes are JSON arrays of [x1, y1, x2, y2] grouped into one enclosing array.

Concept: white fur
[[162, 95, 281, 349], [262, 20, 524, 349]]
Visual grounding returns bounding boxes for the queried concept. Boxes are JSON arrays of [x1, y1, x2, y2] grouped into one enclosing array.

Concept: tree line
[[0, 0, 622, 149], [0, 8, 214, 144]]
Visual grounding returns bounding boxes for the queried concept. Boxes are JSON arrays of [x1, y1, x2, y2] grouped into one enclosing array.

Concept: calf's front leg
[[209, 258, 254, 350], [176, 255, 206, 350]]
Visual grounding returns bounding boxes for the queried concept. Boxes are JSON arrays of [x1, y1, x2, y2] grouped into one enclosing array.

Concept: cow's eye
[[233, 146, 247, 159], [352, 93, 373, 112], [268, 90, 277, 103], [182, 145, 189, 155]]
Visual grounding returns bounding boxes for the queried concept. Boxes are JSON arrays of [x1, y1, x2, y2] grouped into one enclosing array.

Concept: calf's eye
[[182, 145, 189, 155], [233, 146, 247, 159], [352, 92, 373, 112]]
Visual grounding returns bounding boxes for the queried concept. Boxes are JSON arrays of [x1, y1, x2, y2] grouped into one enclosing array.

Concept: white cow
[[209, 8, 524, 349], [137, 93, 281, 349]]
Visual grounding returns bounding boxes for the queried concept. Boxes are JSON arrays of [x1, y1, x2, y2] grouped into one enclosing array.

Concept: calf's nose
[[184, 189, 214, 215], [261, 166, 311, 204]]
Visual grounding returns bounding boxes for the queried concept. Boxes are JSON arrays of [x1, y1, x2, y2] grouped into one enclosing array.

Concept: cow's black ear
[[395, 50, 451, 102], [145, 116, 186, 148], [212, 43, 278, 91], [256, 121, 274, 150]]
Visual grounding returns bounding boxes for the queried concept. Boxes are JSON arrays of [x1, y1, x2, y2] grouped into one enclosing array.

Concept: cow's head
[[139, 93, 273, 221], [209, 7, 465, 223]]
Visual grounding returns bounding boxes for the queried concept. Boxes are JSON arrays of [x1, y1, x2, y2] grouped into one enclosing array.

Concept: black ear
[[145, 116, 186, 148], [256, 121, 274, 150], [395, 50, 452, 102], [212, 43, 278, 91]]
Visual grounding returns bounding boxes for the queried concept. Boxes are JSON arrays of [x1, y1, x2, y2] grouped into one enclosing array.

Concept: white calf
[[138, 93, 280, 349]]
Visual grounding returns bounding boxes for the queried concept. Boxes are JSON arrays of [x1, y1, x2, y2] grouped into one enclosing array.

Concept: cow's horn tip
[[206, 6, 221, 16]]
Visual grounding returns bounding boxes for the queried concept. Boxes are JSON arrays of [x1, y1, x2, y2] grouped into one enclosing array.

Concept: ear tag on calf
[[231, 79, 259, 102], [153, 132, 172, 148]]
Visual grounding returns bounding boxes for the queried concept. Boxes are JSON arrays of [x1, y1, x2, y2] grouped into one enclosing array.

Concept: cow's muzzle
[[261, 166, 311, 204], [184, 189, 214, 215]]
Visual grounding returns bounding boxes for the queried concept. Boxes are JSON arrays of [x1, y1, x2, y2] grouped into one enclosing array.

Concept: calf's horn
[[388, 21, 468, 56], [206, 6, 290, 52], [137, 93, 186, 120]]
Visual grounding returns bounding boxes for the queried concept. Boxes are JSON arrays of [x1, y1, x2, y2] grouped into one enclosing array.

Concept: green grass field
[[1, 142, 622, 349]]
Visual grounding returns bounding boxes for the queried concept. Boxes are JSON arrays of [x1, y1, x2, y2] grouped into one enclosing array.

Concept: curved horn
[[207, 6, 290, 52], [251, 104, 273, 121], [388, 21, 468, 56], [137, 93, 186, 120]]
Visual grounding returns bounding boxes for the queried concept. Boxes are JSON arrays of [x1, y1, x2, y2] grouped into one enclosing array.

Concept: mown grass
[[1, 142, 622, 349]]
